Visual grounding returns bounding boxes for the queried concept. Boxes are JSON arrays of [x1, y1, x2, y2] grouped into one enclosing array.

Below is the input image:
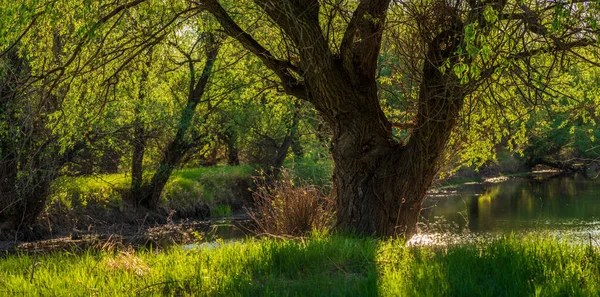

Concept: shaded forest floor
[[0, 215, 253, 255]]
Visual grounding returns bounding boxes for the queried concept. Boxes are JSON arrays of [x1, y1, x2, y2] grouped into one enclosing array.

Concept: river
[[413, 174, 600, 245]]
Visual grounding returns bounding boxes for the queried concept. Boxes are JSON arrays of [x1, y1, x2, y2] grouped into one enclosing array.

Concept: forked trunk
[[324, 64, 463, 237], [202, 0, 466, 237]]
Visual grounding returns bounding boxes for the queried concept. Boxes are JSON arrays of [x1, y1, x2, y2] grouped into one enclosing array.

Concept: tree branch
[[340, 0, 392, 80], [252, 0, 321, 47], [0, 12, 43, 59], [199, 0, 308, 100], [45, 0, 149, 78], [479, 38, 597, 83]]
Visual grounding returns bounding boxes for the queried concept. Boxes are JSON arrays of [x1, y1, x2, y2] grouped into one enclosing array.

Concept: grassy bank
[[1, 235, 598, 296], [39, 161, 331, 235], [48, 159, 332, 217], [48, 165, 255, 218]]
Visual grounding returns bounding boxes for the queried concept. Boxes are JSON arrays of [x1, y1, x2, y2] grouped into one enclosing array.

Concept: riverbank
[[1, 167, 576, 252], [5, 161, 329, 241], [0, 166, 255, 241], [1, 235, 598, 296]]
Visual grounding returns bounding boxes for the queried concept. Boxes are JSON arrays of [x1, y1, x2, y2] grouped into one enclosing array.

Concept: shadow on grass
[[220, 236, 379, 296], [142, 235, 599, 296]]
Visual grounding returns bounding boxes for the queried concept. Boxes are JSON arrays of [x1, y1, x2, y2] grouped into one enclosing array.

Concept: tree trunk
[[100, 148, 120, 174], [138, 37, 220, 209], [291, 133, 303, 158], [217, 130, 240, 165], [227, 139, 240, 165], [0, 48, 51, 237], [269, 103, 300, 178], [1, 178, 52, 237], [130, 122, 146, 200], [130, 55, 151, 201], [310, 40, 463, 237], [138, 147, 180, 209], [329, 80, 463, 237], [203, 0, 466, 237], [0, 144, 74, 238]]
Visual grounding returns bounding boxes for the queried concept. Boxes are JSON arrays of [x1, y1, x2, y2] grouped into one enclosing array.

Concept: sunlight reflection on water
[[407, 221, 600, 247], [415, 176, 600, 246]]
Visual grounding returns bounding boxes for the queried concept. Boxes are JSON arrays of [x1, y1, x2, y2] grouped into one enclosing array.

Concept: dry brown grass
[[248, 170, 334, 237], [105, 250, 150, 277]]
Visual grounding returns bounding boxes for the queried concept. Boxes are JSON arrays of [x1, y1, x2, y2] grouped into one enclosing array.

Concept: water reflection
[[422, 175, 600, 234]]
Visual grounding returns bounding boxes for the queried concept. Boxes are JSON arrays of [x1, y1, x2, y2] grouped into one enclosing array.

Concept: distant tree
[[137, 30, 222, 209]]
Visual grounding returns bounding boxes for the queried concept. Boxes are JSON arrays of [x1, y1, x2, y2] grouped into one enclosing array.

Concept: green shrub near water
[[1, 235, 598, 296]]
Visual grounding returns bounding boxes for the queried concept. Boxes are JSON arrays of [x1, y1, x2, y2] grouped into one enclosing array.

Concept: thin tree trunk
[[216, 130, 239, 165], [100, 148, 120, 174], [291, 133, 303, 158], [130, 63, 150, 201], [0, 49, 23, 196], [130, 122, 146, 199], [138, 37, 220, 209], [270, 102, 301, 177], [226, 134, 240, 165]]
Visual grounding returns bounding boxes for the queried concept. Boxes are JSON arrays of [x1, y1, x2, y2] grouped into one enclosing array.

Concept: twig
[[29, 257, 40, 284]]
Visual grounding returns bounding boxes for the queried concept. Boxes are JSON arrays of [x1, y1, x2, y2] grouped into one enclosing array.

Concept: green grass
[[163, 165, 255, 212], [48, 173, 124, 211], [1, 235, 598, 296], [48, 165, 255, 218]]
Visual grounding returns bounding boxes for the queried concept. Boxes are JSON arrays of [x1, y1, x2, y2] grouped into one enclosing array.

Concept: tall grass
[[248, 170, 334, 237], [1, 235, 598, 296]]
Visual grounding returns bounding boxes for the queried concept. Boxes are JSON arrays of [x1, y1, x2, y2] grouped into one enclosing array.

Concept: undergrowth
[[47, 165, 254, 220], [248, 170, 334, 237]]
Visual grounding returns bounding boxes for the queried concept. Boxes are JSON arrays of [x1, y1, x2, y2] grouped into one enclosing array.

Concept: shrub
[[248, 170, 334, 237]]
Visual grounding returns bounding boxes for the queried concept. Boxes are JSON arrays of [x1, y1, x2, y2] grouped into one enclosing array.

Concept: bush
[[248, 170, 334, 237]]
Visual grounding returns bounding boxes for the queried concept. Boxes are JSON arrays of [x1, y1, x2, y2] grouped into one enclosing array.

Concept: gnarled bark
[[203, 0, 464, 237]]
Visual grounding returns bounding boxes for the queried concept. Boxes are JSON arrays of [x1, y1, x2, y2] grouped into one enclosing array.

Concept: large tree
[[198, 0, 599, 236], [3, 0, 598, 237]]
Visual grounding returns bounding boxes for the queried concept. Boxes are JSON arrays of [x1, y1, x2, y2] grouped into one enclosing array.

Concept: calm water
[[417, 175, 600, 244]]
